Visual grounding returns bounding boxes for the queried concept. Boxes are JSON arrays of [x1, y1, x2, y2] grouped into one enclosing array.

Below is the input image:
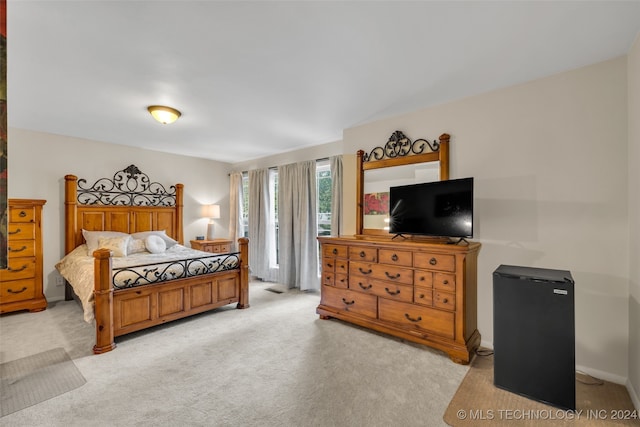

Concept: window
[[244, 160, 332, 267]]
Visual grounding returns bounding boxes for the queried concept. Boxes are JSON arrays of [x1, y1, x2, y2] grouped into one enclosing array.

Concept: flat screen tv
[[389, 177, 474, 238]]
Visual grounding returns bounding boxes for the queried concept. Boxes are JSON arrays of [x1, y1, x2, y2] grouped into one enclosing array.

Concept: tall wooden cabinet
[[317, 235, 480, 364], [1, 199, 47, 314]]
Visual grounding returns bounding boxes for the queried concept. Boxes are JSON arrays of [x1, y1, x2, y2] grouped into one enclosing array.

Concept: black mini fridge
[[493, 264, 575, 411]]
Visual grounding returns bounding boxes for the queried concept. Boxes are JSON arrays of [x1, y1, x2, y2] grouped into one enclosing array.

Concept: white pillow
[[97, 235, 131, 257], [127, 238, 147, 255], [83, 229, 129, 255], [145, 235, 167, 254], [132, 230, 178, 249]]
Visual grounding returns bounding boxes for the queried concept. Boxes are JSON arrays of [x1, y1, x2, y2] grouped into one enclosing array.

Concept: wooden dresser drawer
[[434, 273, 456, 292], [7, 240, 36, 258], [322, 256, 336, 272], [7, 223, 35, 240], [1, 279, 37, 303], [414, 252, 455, 272], [434, 290, 455, 311], [0, 258, 36, 281], [378, 298, 454, 339], [378, 249, 412, 267], [9, 206, 36, 223], [414, 270, 434, 288], [349, 246, 377, 262], [321, 285, 377, 319], [323, 244, 348, 259], [349, 276, 413, 303], [350, 261, 413, 285], [414, 286, 433, 307]]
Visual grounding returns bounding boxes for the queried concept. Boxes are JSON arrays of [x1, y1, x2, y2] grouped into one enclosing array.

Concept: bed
[[58, 165, 249, 354]]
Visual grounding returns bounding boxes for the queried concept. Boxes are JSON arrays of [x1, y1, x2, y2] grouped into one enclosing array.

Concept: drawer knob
[[7, 286, 28, 294], [391, 254, 398, 261], [404, 313, 422, 323], [385, 287, 400, 296], [429, 257, 437, 266], [385, 272, 401, 280], [8, 228, 21, 235], [442, 298, 449, 304], [358, 282, 372, 290], [8, 245, 27, 253], [358, 267, 372, 275], [341, 298, 355, 306], [326, 263, 334, 268], [19, 211, 27, 217], [7, 265, 28, 273], [419, 293, 425, 299], [359, 251, 366, 258], [443, 280, 449, 285], [332, 248, 338, 255]]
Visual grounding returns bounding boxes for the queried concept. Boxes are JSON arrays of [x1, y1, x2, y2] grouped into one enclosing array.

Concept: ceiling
[[6, 1, 640, 164]]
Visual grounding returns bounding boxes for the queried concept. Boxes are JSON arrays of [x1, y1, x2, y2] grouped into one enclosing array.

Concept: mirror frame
[[356, 131, 450, 236]]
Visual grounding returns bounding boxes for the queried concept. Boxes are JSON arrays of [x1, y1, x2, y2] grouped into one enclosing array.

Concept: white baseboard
[[575, 364, 627, 386], [627, 379, 640, 411]]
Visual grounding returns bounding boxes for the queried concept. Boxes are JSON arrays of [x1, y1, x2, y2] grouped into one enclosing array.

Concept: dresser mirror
[[356, 131, 450, 236]]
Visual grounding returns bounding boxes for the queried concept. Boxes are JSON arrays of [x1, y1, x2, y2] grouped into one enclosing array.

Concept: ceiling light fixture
[[147, 105, 181, 124]]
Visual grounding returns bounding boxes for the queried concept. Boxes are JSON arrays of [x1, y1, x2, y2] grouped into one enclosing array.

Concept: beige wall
[[342, 57, 630, 382], [628, 32, 640, 406], [7, 129, 232, 302]]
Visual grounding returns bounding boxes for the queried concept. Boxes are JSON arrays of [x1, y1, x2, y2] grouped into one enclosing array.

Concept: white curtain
[[330, 155, 343, 236], [228, 172, 244, 252], [278, 161, 319, 291], [248, 168, 278, 282]]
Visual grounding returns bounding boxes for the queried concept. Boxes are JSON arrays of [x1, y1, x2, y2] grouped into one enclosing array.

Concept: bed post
[[237, 237, 250, 309], [93, 248, 116, 354], [175, 183, 184, 245], [439, 133, 450, 181], [64, 175, 78, 301]]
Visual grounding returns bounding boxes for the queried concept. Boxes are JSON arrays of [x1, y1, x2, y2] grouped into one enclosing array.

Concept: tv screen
[[389, 177, 474, 238]]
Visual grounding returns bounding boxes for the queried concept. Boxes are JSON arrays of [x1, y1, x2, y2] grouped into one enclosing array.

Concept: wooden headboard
[[64, 165, 184, 255]]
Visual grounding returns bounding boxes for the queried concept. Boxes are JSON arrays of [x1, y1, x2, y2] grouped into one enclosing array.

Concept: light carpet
[[443, 353, 639, 426], [0, 347, 86, 417], [0, 281, 468, 426]]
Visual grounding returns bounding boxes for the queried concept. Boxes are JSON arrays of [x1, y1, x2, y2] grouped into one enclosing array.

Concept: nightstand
[[190, 239, 232, 253]]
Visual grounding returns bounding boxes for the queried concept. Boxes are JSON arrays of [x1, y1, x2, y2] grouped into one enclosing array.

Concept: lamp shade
[[204, 204, 221, 219], [148, 105, 181, 124]]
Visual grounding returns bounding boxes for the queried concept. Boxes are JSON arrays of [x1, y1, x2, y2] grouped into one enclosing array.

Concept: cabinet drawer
[[378, 249, 412, 267], [349, 276, 413, 303], [322, 256, 336, 272], [323, 244, 348, 259], [7, 223, 35, 240], [213, 244, 230, 253], [414, 286, 433, 307], [413, 252, 455, 272], [9, 206, 36, 223], [0, 258, 36, 281], [414, 270, 434, 288], [0, 279, 37, 303], [349, 247, 377, 262], [378, 298, 454, 339], [434, 273, 456, 292], [321, 272, 348, 289], [433, 290, 455, 311], [350, 261, 413, 285], [7, 240, 35, 258], [321, 285, 377, 319]]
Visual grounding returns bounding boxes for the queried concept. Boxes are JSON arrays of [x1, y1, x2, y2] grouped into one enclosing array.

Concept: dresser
[[1, 199, 47, 314], [190, 238, 232, 253], [317, 235, 480, 364]]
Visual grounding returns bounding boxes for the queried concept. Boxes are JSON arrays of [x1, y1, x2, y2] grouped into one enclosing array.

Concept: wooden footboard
[[92, 237, 249, 354]]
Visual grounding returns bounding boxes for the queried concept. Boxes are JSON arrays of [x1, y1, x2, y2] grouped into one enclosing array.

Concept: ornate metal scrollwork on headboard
[[77, 164, 177, 206], [362, 130, 440, 162]]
